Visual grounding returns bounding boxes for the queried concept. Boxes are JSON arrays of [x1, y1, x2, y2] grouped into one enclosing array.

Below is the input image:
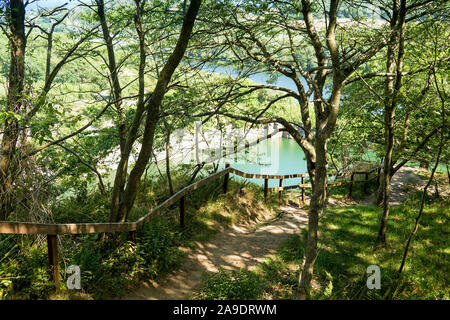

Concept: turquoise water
[[221, 137, 308, 188], [143, 137, 308, 189], [210, 66, 311, 97], [149, 136, 446, 192]]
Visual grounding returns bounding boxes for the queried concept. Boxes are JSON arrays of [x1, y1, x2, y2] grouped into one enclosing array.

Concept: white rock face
[[97, 123, 288, 173]]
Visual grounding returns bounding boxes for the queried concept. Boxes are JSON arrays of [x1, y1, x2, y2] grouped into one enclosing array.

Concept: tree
[[0, 0, 26, 220], [317, 1, 448, 245], [196, 0, 393, 298], [104, 0, 202, 223], [398, 56, 448, 274], [0, 0, 97, 220], [343, 0, 448, 244]]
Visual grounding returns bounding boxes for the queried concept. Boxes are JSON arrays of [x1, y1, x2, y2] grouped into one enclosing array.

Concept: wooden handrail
[[0, 221, 137, 235], [229, 168, 307, 179], [229, 168, 371, 180], [267, 176, 379, 192], [231, 166, 381, 197], [0, 167, 231, 235], [0, 166, 381, 235], [135, 168, 230, 228], [0, 164, 381, 291]]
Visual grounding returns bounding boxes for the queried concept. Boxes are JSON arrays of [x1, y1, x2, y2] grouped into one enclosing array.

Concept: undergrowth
[[194, 193, 449, 300], [0, 167, 277, 300]]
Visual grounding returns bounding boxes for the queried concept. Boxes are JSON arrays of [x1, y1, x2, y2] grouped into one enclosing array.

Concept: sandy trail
[[125, 205, 308, 300], [360, 166, 428, 206], [126, 166, 440, 300]]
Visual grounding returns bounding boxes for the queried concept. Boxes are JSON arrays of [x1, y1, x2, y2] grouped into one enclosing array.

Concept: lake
[[221, 137, 308, 188]]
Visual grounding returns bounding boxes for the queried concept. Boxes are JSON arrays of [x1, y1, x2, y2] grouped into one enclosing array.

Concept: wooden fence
[[229, 166, 381, 202], [0, 164, 381, 290]]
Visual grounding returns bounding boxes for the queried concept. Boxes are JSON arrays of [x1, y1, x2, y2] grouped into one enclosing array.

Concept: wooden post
[[179, 195, 186, 229], [223, 162, 230, 194], [377, 167, 381, 185], [47, 234, 59, 291], [264, 178, 269, 202], [128, 230, 136, 243], [301, 176, 305, 204], [278, 178, 283, 200], [363, 172, 369, 194], [349, 173, 354, 197]]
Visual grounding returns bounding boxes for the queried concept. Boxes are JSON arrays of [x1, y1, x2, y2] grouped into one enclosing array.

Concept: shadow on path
[[125, 205, 308, 300]]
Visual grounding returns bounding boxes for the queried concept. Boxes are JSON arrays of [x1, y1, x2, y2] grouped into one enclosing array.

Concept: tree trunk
[[446, 164, 450, 185], [95, 0, 126, 151], [0, 0, 26, 220], [95, 0, 130, 223], [298, 136, 327, 299], [398, 59, 445, 274], [110, 0, 202, 222], [165, 127, 174, 195], [375, 174, 385, 206], [109, 0, 156, 222], [377, 0, 406, 244], [377, 155, 392, 243], [377, 92, 396, 242], [400, 109, 411, 150], [398, 149, 441, 274], [375, 65, 433, 208]]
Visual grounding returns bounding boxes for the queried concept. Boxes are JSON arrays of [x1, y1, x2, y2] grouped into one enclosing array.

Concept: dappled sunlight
[[231, 225, 247, 233], [126, 205, 309, 299]]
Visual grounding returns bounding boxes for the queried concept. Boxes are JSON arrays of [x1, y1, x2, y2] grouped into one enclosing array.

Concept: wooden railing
[[229, 166, 381, 202], [0, 164, 381, 289]]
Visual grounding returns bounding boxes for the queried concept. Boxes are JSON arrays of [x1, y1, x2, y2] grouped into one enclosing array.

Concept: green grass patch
[[327, 175, 379, 200], [194, 193, 449, 300], [0, 171, 278, 300], [193, 268, 267, 300]]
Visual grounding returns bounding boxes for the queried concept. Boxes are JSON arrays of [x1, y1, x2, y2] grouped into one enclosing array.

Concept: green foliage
[[0, 111, 24, 124], [0, 236, 54, 299], [312, 196, 448, 299], [194, 268, 266, 300], [327, 173, 379, 200], [67, 216, 183, 299], [0, 215, 184, 300], [0, 176, 276, 300], [51, 183, 111, 223], [1, 0, 448, 302], [194, 195, 450, 300], [334, 21, 449, 170]]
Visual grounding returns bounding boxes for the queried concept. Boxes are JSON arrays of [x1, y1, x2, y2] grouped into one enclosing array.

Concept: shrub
[[194, 268, 266, 300]]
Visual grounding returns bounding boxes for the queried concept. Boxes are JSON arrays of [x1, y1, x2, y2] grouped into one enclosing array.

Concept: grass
[[327, 173, 379, 200], [2, 164, 447, 300], [0, 172, 278, 300], [416, 170, 449, 185], [193, 192, 450, 300], [193, 267, 267, 300], [282, 172, 379, 204]]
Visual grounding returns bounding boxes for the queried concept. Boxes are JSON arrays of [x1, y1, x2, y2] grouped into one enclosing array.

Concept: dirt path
[[360, 166, 427, 206], [125, 205, 308, 300], [125, 166, 441, 300]]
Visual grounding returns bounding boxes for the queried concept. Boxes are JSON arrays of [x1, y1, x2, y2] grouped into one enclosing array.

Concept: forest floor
[[125, 204, 308, 299], [125, 166, 447, 300], [361, 166, 427, 206]]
